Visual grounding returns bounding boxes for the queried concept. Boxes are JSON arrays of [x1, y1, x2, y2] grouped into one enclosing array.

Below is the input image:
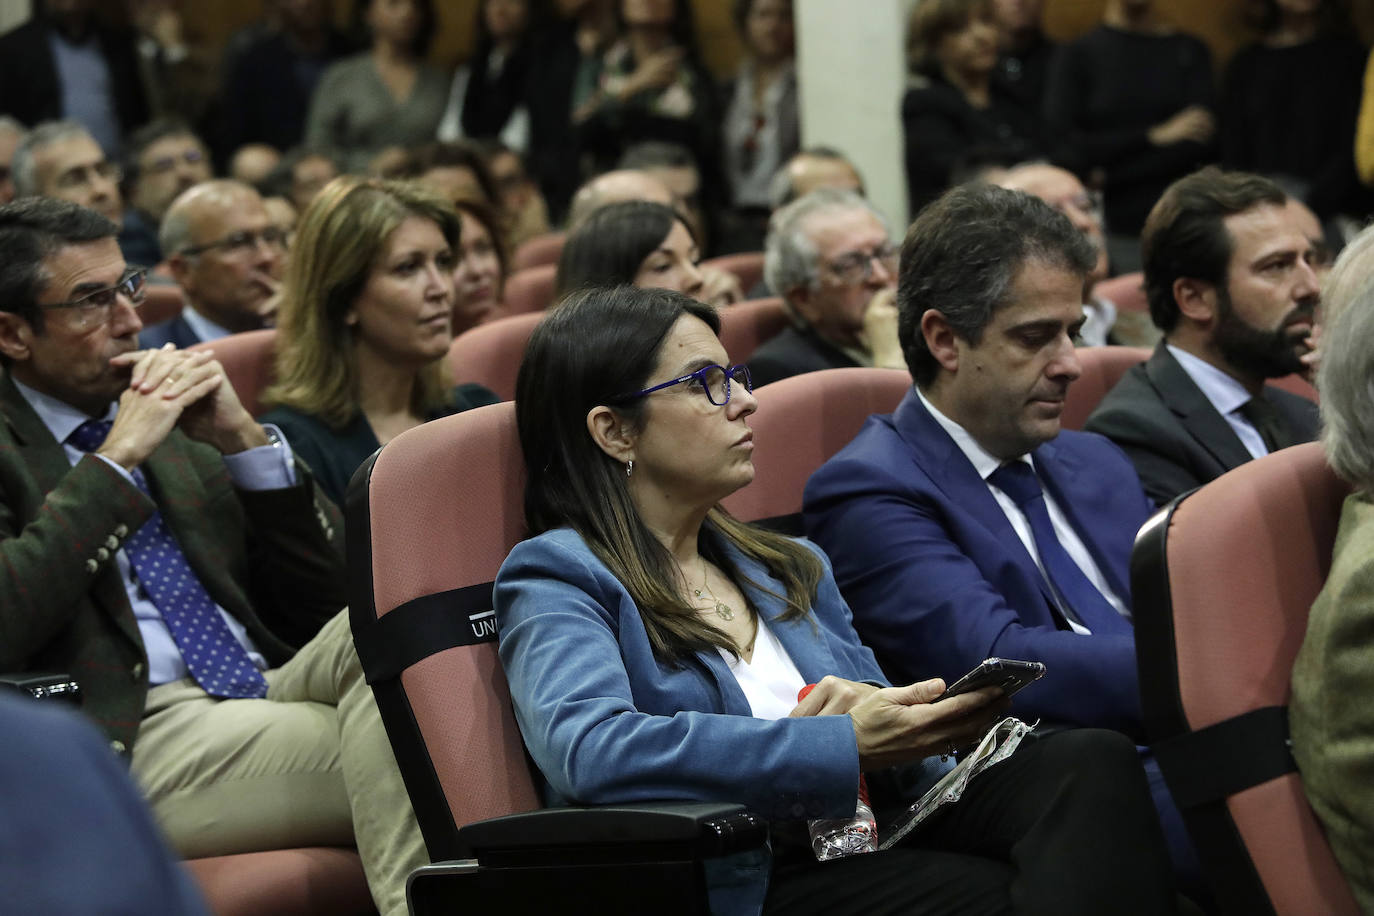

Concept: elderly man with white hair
[[1289, 222, 1374, 914], [751, 188, 904, 386]]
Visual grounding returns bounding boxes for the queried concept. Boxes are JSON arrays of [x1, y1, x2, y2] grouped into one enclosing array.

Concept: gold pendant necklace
[[694, 562, 735, 621]]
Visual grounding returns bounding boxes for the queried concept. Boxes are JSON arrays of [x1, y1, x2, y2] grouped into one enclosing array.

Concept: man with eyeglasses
[[752, 188, 903, 387], [11, 120, 124, 227], [118, 118, 214, 267], [142, 181, 285, 349], [804, 183, 1204, 894], [0, 196, 426, 916]]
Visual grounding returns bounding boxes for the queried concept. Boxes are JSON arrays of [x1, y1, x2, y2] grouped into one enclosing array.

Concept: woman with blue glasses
[[494, 285, 1181, 916]]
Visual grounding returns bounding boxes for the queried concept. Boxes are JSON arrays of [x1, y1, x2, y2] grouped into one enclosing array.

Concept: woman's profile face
[[349, 215, 456, 365], [633, 220, 704, 300], [622, 314, 758, 506], [452, 211, 503, 334]]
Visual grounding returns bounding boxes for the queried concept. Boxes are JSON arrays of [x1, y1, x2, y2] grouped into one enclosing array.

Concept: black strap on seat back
[[1152, 705, 1297, 811], [354, 582, 499, 685]]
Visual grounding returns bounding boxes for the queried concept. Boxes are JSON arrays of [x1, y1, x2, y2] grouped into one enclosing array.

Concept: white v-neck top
[[717, 618, 807, 720]]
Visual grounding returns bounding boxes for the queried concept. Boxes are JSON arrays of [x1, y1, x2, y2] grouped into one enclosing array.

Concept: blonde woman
[[260, 176, 498, 505]]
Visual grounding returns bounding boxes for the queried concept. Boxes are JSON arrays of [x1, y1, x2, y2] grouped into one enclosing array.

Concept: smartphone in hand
[[937, 658, 1045, 702]]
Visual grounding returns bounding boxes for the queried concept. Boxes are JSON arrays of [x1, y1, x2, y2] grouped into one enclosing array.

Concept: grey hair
[[1317, 224, 1374, 490], [0, 116, 25, 141], [763, 188, 888, 311], [12, 120, 96, 199]]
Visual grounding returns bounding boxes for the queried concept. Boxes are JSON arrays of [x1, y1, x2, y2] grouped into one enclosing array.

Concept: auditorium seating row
[[342, 368, 1354, 913]]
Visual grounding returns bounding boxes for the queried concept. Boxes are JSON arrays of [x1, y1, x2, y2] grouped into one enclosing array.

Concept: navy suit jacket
[[139, 313, 201, 351], [803, 389, 1154, 737]]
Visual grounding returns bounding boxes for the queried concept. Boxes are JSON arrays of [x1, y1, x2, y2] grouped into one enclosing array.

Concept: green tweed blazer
[[1290, 491, 1374, 911], [0, 374, 347, 754]]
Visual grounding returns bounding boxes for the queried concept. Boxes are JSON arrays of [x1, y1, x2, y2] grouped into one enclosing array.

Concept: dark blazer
[[0, 17, 148, 135], [901, 73, 1047, 214], [139, 313, 200, 351], [0, 375, 346, 752], [1084, 342, 1320, 506], [803, 389, 1153, 737], [259, 383, 501, 507], [747, 324, 860, 388]]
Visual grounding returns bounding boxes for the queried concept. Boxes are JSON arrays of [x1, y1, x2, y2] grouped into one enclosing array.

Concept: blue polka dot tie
[[68, 419, 269, 699]]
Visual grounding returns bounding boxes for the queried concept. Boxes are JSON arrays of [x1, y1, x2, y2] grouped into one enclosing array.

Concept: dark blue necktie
[[68, 419, 269, 699], [988, 461, 1130, 635]]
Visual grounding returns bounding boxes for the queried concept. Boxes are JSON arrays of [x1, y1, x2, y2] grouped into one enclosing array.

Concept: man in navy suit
[[140, 180, 283, 349], [804, 183, 1201, 891]]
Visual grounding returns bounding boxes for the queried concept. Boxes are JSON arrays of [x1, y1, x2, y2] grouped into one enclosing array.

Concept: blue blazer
[[495, 527, 950, 914], [803, 389, 1153, 737], [139, 313, 201, 351]]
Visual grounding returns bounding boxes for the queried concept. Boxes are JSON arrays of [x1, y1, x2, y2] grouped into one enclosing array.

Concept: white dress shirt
[[916, 388, 1131, 634], [1166, 344, 1270, 460], [180, 305, 233, 344], [717, 618, 807, 720], [14, 379, 297, 685]]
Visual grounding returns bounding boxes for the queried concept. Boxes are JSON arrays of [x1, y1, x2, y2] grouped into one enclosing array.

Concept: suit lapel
[[1146, 344, 1254, 472], [0, 376, 144, 649], [892, 391, 1062, 612]]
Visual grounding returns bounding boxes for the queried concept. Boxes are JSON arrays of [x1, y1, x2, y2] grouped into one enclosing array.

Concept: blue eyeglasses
[[616, 363, 753, 407]]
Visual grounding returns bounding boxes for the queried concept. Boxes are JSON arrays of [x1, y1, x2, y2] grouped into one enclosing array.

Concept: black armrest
[[0, 673, 82, 706], [411, 802, 767, 916], [455, 801, 766, 860]]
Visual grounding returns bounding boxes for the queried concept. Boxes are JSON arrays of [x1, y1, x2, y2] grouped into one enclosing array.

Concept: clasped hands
[[97, 344, 266, 470], [790, 674, 1010, 772]]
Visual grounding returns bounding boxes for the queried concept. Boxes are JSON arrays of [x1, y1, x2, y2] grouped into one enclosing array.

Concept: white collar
[[1166, 343, 1253, 417], [916, 386, 1034, 481], [11, 376, 115, 445]]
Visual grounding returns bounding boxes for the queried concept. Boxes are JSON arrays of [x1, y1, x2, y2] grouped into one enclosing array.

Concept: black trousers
[[764, 729, 1179, 916]]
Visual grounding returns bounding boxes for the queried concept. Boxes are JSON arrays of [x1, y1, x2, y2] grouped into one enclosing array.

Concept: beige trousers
[[131, 610, 425, 916]]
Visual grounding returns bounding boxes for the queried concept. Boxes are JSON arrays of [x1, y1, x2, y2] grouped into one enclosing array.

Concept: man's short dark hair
[[123, 117, 204, 185], [0, 197, 119, 330], [1142, 167, 1287, 333], [898, 183, 1096, 387]]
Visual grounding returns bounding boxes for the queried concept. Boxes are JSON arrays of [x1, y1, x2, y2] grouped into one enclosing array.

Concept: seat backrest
[[449, 312, 544, 401], [703, 251, 765, 294], [188, 329, 277, 417], [501, 264, 558, 316], [1092, 271, 1148, 313], [721, 367, 911, 529], [346, 403, 540, 864], [511, 232, 567, 272], [1132, 442, 1357, 915], [1063, 346, 1149, 431], [718, 298, 788, 365], [141, 283, 185, 327], [1269, 373, 1319, 403]]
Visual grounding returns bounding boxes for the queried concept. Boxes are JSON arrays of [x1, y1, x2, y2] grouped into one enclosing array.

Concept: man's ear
[[787, 285, 819, 326], [585, 405, 636, 464], [166, 254, 193, 291], [0, 311, 34, 365], [1173, 277, 1217, 325], [920, 308, 960, 374]]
